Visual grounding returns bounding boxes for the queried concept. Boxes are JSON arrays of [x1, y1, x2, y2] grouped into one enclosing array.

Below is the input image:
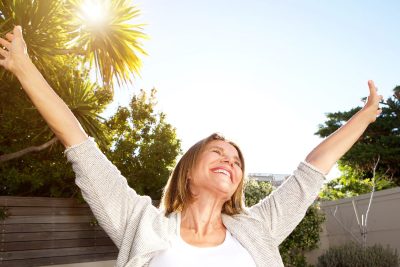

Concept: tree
[[0, 0, 147, 161], [244, 179, 325, 267], [315, 87, 400, 184], [0, 57, 112, 197], [105, 89, 181, 200], [0, 0, 147, 89], [0, 1, 181, 200], [319, 165, 396, 201], [244, 179, 273, 206]]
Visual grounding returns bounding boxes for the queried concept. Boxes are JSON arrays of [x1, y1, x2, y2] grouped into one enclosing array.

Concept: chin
[[216, 189, 234, 201]]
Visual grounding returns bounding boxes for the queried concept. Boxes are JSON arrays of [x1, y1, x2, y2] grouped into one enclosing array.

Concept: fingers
[[368, 80, 378, 96], [0, 37, 11, 50], [0, 46, 8, 58], [5, 32, 14, 42], [13, 25, 23, 38]]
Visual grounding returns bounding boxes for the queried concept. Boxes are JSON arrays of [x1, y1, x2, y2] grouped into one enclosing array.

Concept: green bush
[[317, 242, 399, 267], [244, 180, 325, 267]]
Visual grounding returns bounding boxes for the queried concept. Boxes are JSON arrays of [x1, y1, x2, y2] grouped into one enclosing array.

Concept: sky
[[102, 0, 400, 179]]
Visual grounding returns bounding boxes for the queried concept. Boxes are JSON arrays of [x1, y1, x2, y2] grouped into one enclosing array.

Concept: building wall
[[305, 187, 400, 265]]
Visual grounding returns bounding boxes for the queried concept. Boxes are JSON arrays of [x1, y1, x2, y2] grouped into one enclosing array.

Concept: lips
[[210, 167, 233, 181]]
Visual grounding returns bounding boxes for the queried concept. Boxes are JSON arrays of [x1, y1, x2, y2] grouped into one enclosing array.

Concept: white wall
[[305, 187, 400, 265]]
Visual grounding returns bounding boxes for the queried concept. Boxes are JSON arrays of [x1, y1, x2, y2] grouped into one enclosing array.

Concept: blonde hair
[[161, 133, 245, 216]]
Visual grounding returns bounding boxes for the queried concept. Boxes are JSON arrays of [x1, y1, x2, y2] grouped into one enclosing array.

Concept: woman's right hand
[[0, 25, 31, 75]]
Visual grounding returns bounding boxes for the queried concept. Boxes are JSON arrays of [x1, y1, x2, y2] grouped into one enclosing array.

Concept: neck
[[181, 194, 226, 236]]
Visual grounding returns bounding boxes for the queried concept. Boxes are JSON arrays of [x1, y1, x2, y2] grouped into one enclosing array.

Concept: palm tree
[[0, 0, 147, 162]]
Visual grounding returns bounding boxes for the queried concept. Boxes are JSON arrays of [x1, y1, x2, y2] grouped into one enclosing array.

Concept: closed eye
[[234, 161, 242, 168], [211, 148, 222, 154]]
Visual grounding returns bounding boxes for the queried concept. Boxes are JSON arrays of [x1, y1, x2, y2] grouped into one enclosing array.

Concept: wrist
[[14, 57, 36, 81], [358, 106, 376, 124]]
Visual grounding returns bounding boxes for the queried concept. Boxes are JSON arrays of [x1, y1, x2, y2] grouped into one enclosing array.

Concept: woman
[[0, 26, 383, 267]]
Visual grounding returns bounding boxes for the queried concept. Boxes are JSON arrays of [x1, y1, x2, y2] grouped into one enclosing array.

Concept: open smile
[[210, 167, 233, 181]]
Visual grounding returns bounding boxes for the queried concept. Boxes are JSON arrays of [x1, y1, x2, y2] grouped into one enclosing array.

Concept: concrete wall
[[305, 187, 400, 265]]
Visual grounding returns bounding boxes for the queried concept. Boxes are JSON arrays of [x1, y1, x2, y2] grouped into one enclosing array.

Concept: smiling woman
[[0, 23, 384, 267]]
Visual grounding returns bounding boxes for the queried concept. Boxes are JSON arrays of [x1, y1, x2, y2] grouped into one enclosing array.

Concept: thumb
[[13, 25, 23, 38], [368, 80, 377, 96]]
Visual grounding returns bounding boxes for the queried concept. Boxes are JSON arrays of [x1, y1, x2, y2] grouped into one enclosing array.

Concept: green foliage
[[0, 0, 147, 88], [244, 179, 273, 207], [315, 89, 400, 185], [0, 2, 180, 201], [0, 207, 10, 220], [319, 165, 396, 200], [105, 89, 181, 200], [317, 242, 399, 267], [0, 86, 180, 199], [0, 58, 110, 197], [244, 179, 325, 267], [279, 204, 325, 267], [0, 0, 70, 80]]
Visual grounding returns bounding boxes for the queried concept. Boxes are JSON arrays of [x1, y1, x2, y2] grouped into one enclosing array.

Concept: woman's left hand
[[362, 80, 384, 123]]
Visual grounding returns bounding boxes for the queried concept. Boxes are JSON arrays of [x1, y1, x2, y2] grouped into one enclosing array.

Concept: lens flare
[[80, 0, 109, 26]]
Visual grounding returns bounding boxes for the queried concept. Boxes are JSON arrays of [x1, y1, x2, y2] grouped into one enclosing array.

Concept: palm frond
[[0, 0, 70, 78], [65, 0, 148, 90]]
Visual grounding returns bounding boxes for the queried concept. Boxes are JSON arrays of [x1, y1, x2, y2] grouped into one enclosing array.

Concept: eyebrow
[[209, 145, 241, 162]]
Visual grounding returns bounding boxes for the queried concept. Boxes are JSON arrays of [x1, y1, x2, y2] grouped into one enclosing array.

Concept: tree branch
[[0, 136, 58, 163]]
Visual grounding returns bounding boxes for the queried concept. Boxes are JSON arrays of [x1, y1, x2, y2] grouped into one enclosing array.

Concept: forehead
[[205, 140, 240, 156]]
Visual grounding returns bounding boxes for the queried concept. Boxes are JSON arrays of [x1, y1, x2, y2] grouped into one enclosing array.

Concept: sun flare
[[79, 0, 110, 26]]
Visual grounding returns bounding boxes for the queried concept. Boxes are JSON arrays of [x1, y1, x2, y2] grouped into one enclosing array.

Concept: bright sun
[[80, 0, 109, 26]]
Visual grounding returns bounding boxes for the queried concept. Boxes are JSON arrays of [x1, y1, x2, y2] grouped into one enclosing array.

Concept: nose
[[221, 154, 235, 167]]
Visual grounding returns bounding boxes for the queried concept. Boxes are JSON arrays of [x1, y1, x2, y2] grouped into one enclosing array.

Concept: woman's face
[[189, 140, 243, 201]]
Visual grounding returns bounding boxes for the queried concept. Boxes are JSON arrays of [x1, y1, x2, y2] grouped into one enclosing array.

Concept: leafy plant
[[315, 87, 400, 184], [317, 242, 399, 267], [244, 179, 325, 267], [319, 164, 396, 201], [105, 89, 181, 200], [0, 207, 10, 220]]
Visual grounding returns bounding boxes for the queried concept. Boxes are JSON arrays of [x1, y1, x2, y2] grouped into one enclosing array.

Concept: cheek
[[234, 171, 243, 184]]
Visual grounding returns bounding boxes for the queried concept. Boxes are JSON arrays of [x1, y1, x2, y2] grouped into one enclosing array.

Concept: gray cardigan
[[64, 137, 326, 267]]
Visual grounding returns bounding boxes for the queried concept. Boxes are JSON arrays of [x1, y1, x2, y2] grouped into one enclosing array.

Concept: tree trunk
[[0, 137, 58, 163]]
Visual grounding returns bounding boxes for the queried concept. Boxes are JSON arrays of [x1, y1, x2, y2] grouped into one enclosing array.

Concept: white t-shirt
[[148, 213, 256, 267]]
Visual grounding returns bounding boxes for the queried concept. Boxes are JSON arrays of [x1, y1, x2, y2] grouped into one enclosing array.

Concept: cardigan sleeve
[[64, 137, 158, 249], [247, 161, 326, 246]]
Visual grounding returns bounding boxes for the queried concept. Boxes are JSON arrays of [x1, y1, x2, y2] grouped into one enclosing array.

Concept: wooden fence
[[0, 196, 118, 267]]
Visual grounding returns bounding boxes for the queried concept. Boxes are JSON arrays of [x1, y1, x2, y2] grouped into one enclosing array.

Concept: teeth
[[214, 169, 231, 178]]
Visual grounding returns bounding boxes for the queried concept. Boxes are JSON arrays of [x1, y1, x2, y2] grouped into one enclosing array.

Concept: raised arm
[[248, 83, 382, 245], [0, 25, 88, 148], [305, 80, 383, 174]]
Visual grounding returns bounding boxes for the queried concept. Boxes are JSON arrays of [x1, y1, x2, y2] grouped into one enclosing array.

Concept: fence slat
[[4, 246, 118, 260], [4, 223, 103, 233], [0, 196, 89, 207], [4, 238, 115, 251], [4, 215, 93, 224], [5, 206, 92, 216], [1, 252, 117, 267], [3, 230, 109, 242]]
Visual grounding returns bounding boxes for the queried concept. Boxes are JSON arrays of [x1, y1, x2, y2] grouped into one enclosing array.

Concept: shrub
[[245, 180, 325, 267], [317, 242, 399, 267]]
